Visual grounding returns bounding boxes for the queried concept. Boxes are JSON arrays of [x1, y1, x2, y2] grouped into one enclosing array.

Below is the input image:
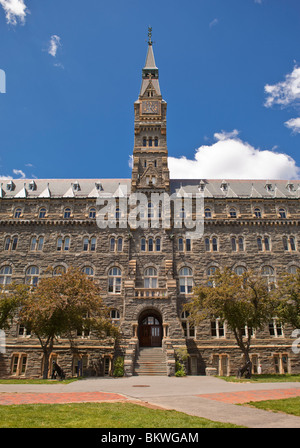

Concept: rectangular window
[[186, 238, 191, 252], [91, 237, 96, 252], [11, 237, 18, 251], [37, 237, 44, 251]]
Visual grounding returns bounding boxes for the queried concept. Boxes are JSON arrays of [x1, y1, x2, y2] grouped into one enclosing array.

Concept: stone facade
[[0, 38, 300, 379]]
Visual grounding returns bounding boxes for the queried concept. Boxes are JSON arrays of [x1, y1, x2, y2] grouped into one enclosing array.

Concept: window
[[178, 238, 184, 251], [264, 236, 270, 251], [179, 267, 193, 294], [117, 237, 122, 252], [30, 236, 44, 251], [82, 267, 94, 277], [290, 237, 296, 251], [89, 208, 96, 219], [288, 265, 298, 275], [11, 354, 27, 376], [257, 237, 263, 251], [4, 236, 18, 251], [262, 266, 275, 288], [186, 238, 191, 252], [143, 138, 147, 147], [148, 202, 154, 218], [235, 266, 246, 276], [181, 311, 195, 338], [53, 266, 66, 276], [83, 237, 97, 252], [148, 137, 152, 147], [269, 318, 283, 337], [141, 238, 146, 252], [231, 237, 237, 252], [148, 238, 153, 252], [283, 236, 289, 251], [279, 208, 286, 219], [14, 208, 22, 219], [154, 137, 158, 147], [25, 266, 39, 287], [108, 267, 121, 293], [39, 208, 46, 218], [144, 267, 158, 288], [254, 208, 261, 218], [63, 208, 71, 219], [238, 237, 244, 251], [115, 207, 121, 220], [110, 237, 115, 252], [178, 237, 191, 252], [0, 266, 12, 287], [18, 324, 31, 337], [211, 318, 225, 338], [229, 208, 237, 218], [57, 237, 70, 251], [207, 267, 217, 287], [205, 238, 210, 252], [212, 237, 218, 252], [204, 208, 211, 218], [156, 238, 161, 252], [110, 309, 121, 325]]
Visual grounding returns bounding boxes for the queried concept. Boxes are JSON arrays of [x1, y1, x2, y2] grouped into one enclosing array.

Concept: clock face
[[141, 100, 160, 115]]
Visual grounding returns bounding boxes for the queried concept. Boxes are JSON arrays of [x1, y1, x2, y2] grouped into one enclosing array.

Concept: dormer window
[[221, 181, 228, 192], [28, 180, 36, 191], [286, 182, 295, 192], [265, 183, 273, 192], [95, 182, 103, 191], [6, 181, 15, 191], [73, 182, 80, 192]]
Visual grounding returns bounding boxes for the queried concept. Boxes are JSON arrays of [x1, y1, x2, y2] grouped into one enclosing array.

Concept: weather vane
[[147, 26, 153, 45]]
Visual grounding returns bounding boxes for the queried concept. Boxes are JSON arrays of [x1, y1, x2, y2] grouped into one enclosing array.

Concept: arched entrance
[[138, 310, 163, 347]]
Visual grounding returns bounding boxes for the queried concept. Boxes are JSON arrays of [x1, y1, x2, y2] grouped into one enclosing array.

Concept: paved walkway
[[0, 376, 300, 428]]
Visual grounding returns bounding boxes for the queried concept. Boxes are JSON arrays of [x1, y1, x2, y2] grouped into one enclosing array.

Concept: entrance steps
[[134, 347, 167, 376]]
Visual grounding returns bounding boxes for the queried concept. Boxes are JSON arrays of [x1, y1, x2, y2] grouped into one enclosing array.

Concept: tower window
[[143, 138, 147, 147], [148, 137, 152, 147], [154, 138, 158, 147]]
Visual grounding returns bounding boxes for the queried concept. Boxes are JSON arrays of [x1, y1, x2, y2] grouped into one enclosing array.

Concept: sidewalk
[[0, 376, 300, 428]]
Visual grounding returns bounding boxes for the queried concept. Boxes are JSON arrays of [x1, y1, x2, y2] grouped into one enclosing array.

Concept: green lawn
[[245, 397, 300, 417], [219, 374, 300, 383], [0, 402, 242, 428]]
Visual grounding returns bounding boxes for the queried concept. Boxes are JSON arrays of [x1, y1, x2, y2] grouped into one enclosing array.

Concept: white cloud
[[209, 18, 219, 28], [0, 174, 12, 180], [48, 35, 61, 57], [264, 66, 300, 108], [13, 169, 25, 178], [285, 117, 300, 134], [168, 131, 299, 180], [0, 0, 28, 25]]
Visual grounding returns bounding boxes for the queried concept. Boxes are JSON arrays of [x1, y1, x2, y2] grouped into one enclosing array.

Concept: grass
[[219, 374, 300, 383], [245, 397, 300, 417], [0, 402, 242, 428]]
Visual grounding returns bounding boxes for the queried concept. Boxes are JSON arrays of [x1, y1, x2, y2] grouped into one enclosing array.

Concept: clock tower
[[131, 28, 170, 192]]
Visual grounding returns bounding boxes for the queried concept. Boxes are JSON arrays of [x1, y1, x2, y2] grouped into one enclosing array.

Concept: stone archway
[[138, 309, 163, 347]]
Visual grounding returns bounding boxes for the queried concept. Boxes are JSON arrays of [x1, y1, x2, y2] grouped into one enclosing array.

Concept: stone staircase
[[134, 347, 168, 376]]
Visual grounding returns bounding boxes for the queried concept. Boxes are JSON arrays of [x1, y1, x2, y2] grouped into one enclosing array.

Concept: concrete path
[[1, 376, 300, 428]]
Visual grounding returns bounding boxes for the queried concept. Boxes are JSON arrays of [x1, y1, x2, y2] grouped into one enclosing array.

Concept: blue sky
[[0, 0, 300, 180]]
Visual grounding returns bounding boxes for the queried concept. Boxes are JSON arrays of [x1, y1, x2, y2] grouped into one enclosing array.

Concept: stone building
[[0, 34, 300, 378]]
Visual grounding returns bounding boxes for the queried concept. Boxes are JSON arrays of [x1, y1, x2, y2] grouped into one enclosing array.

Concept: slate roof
[[1, 178, 300, 199]]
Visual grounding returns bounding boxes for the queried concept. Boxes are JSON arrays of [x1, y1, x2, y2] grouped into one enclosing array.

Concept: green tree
[[19, 267, 119, 379], [274, 270, 300, 329], [185, 268, 277, 375], [0, 283, 29, 330]]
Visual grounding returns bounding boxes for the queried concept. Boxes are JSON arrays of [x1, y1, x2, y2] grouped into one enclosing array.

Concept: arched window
[[264, 236, 270, 251], [143, 138, 147, 147], [205, 238, 210, 252], [39, 208, 46, 218], [212, 237, 218, 252], [155, 238, 161, 252], [205, 208, 212, 218], [288, 265, 298, 274], [14, 208, 22, 219], [257, 237, 263, 251], [117, 237, 123, 252], [89, 208, 96, 219], [144, 267, 157, 288], [0, 266, 12, 286], [4, 236, 18, 251], [53, 266, 66, 276], [262, 266, 275, 288], [283, 236, 289, 251], [141, 238, 146, 252], [108, 267, 122, 293], [179, 267, 193, 294], [110, 237, 115, 252], [148, 238, 153, 252], [238, 237, 244, 252], [254, 207, 261, 218], [154, 137, 158, 147], [229, 208, 237, 218], [231, 237, 237, 252], [234, 266, 246, 276], [25, 266, 39, 287], [290, 237, 296, 251], [30, 236, 44, 251], [82, 266, 94, 277], [57, 236, 70, 251], [279, 208, 286, 218], [83, 237, 89, 251], [148, 137, 152, 147], [63, 208, 71, 219], [115, 207, 120, 220]]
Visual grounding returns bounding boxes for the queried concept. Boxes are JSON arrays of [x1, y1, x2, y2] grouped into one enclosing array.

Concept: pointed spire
[[140, 27, 161, 97]]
